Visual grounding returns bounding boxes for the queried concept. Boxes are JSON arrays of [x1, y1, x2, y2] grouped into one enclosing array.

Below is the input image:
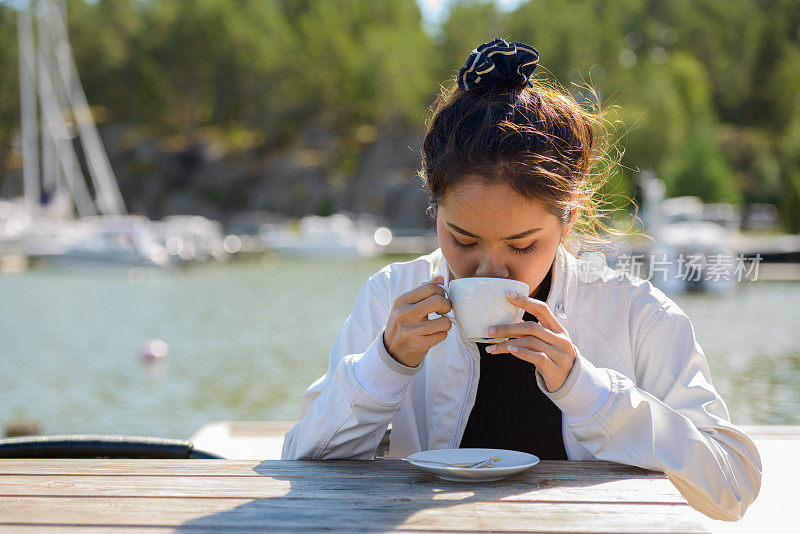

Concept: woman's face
[[435, 179, 576, 297]]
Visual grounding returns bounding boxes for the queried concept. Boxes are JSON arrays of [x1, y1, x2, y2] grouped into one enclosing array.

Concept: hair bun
[[457, 38, 539, 91]]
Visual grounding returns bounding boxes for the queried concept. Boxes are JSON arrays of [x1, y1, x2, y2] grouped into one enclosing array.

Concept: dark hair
[[420, 73, 634, 251]]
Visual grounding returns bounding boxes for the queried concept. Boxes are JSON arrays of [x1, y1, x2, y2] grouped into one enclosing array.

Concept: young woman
[[282, 38, 761, 521]]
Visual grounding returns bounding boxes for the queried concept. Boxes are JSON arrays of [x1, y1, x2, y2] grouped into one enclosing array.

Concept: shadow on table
[[175, 460, 615, 532]]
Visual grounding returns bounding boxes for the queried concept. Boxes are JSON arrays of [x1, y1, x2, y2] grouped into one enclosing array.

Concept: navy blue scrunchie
[[457, 38, 540, 91]]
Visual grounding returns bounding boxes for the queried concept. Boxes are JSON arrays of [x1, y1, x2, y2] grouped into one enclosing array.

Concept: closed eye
[[451, 236, 537, 255], [451, 236, 476, 251], [510, 242, 537, 255]]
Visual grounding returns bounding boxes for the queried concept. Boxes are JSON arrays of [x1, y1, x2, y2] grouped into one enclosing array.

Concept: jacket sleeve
[[281, 272, 422, 460], [541, 300, 762, 521]]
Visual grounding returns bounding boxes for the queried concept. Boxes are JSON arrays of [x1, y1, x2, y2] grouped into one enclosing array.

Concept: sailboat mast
[[35, 0, 96, 217], [50, 0, 128, 216], [17, 1, 40, 213], [35, 50, 97, 217], [17, 0, 129, 219], [35, 0, 60, 204]]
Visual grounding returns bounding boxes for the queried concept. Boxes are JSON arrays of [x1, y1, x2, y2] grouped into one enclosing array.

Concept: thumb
[[430, 275, 444, 285]]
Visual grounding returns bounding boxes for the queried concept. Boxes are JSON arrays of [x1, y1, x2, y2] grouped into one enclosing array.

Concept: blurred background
[[0, 0, 798, 445]]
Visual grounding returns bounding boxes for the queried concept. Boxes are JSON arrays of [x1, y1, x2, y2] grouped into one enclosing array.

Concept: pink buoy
[[140, 339, 169, 364]]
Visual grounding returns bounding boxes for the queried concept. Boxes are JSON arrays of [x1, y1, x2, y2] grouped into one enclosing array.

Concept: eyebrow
[[446, 222, 543, 240]]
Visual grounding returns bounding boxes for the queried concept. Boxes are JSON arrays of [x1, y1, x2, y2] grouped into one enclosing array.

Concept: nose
[[475, 250, 510, 278]]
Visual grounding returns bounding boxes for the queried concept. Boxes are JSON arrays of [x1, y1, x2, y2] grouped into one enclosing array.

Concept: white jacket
[[282, 243, 762, 521]]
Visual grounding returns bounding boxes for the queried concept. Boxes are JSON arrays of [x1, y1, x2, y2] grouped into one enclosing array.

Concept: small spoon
[[375, 456, 501, 469], [471, 456, 502, 469]]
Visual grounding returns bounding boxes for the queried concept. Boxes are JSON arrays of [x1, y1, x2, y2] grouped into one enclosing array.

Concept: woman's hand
[[485, 293, 577, 393], [383, 275, 453, 368]]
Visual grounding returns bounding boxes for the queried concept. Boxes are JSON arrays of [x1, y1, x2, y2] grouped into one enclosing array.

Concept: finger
[[400, 278, 446, 306], [487, 335, 550, 355], [410, 293, 452, 318], [514, 339, 570, 368], [488, 321, 564, 346], [505, 293, 565, 333], [507, 345, 555, 369], [422, 330, 449, 347], [412, 315, 452, 336]]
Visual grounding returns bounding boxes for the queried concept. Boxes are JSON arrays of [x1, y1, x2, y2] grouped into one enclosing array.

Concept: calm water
[[1, 256, 799, 440]]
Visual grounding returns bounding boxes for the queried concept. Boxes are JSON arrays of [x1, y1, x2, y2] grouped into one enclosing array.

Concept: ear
[[426, 204, 438, 221], [562, 206, 578, 236]]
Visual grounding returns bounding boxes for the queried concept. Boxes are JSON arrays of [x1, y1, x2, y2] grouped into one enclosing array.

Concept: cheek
[[508, 244, 558, 289], [509, 260, 541, 286]]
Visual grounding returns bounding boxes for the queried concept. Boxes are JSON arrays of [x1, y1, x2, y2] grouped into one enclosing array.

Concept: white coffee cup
[[442, 277, 530, 343]]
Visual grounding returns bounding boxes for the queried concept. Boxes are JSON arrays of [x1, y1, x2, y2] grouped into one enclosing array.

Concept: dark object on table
[[0, 434, 224, 459]]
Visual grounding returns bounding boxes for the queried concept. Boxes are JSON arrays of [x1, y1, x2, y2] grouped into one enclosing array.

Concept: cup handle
[[439, 286, 463, 330]]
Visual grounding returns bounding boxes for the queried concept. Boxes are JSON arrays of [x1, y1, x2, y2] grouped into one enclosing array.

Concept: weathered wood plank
[[0, 459, 704, 533], [0, 474, 685, 504], [0, 497, 708, 533], [0, 459, 665, 479]]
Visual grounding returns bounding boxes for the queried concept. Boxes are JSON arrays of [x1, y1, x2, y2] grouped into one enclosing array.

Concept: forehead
[[439, 180, 555, 229]]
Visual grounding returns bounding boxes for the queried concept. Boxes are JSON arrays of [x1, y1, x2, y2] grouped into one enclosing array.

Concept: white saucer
[[407, 448, 540, 482]]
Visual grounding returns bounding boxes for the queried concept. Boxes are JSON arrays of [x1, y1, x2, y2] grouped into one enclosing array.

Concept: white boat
[[25, 215, 172, 268], [635, 172, 737, 294], [155, 215, 229, 263], [649, 221, 737, 294], [261, 213, 392, 258]]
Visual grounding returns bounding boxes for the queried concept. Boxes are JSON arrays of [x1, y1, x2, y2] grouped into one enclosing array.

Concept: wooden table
[[0, 459, 709, 533]]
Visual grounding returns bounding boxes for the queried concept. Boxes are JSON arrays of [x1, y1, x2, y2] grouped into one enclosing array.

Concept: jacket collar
[[430, 242, 579, 325]]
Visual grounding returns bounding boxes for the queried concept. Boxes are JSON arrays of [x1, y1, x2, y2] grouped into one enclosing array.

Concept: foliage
[[1, 0, 799, 229]]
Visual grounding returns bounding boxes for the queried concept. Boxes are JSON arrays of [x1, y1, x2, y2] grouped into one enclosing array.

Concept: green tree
[[2, 0, 800, 230]]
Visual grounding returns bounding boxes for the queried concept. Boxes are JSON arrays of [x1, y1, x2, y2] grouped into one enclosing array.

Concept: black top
[[459, 265, 568, 460]]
